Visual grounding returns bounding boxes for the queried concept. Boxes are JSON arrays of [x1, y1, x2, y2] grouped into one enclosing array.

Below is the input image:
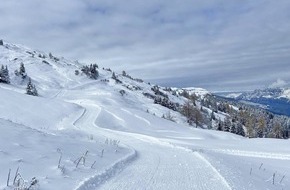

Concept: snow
[[280, 89, 290, 100], [180, 87, 210, 98], [226, 93, 242, 99], [1, 41, 290, 190]]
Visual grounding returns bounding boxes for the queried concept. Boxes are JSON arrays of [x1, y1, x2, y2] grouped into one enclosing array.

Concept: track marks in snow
[[74, 148, 137, 190], [103, 109, 125, 123], [73, 108, 87, 127], [194, 152, 232, 190], [99, 143, 232, 190], [68, 98, 232, 190], [212, 149, 290, 160], [121, 108, 151, 126]]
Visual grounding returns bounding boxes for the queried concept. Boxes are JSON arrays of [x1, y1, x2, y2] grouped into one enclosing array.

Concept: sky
[[0, 0, 290, 91]]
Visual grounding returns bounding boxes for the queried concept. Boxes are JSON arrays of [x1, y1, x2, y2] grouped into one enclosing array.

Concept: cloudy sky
[[1, 0, 290, 91]]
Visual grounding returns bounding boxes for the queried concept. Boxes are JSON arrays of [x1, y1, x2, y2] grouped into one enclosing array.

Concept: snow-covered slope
[[183, 87, 210, 97], [0, 41, 290, 190]]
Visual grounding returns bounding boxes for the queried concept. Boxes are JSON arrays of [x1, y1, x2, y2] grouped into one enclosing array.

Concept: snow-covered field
[[1, 42, 290, 190]]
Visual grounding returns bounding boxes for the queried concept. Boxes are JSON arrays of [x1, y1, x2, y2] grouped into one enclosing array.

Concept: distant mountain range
[[221, 87, 290, 116]]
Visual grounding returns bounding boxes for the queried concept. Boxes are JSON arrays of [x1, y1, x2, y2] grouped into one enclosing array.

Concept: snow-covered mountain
[[226, 87, 290, 116], [1, 40, 290, 190], [232, 87, 290, 100]]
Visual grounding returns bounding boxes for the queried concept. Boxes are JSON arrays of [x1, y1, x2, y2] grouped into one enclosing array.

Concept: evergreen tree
[[89, 64, 99, 79], [19, 63, 27, 79], [223, 116, 231, 132], [112, 72, 117, 80], [0, 65, 10, 84], [230, 122, 237, 134], [180, 90, 190, 98], [80, 64, 99, 79], [32, 84, 38, 96], [217, 120, 223, 131], [0, 39, 3, 46], [26, 78, 38, 96], [49, 52, 53, 59]]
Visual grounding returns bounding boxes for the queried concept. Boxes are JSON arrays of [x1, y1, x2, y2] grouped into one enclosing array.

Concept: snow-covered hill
[[0, 40, 290, 190]]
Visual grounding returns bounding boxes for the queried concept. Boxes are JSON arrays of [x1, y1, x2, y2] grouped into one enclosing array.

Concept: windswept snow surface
[[66, 83, 290, 190], [1, 42, 290, 190]]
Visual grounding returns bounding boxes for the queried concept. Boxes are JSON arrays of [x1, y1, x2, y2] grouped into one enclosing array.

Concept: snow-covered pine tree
[[230, 122, 237, 134], [32, 84, 38, 96], [26, 78, 38, 96], [49, 52, 53, 59], [112, 72, 117, 80], [0, 39, 3, 46], [89, 64, 99, 79], [223, 116, 231, 132], [19, 63, 27, 79], [26, 78, 33, 95], [236, 122, 245, 136], [0, 65, 10, 84]]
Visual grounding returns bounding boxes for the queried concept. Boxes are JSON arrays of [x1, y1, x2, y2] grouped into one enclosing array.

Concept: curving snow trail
[[70, 101, 232, 190], [99, 144, 231, 190]]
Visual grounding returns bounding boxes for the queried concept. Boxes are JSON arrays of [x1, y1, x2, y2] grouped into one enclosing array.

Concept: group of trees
[[199, 94, 289, 138], [112, 72, 122, 83], [49, 52, 60, 62], [154, 96, 178, 111], [122, 70, 143, 83], [151, 85, 169, 99], [181, 101, 203, 127], [0, 63, 38, 96], [234, 106, 287, 138], [153, 87, 289, 139], [79, 64, 99, 79], [14, 63, 27, 79]]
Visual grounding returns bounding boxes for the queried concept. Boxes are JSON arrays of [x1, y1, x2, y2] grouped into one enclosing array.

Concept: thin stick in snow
[[75, 157, 83, 168], [91, 161, 96, 169], [57, 148, 62, 168], [75, 150, 89, 168], [13, 167, 19, 185], [273, 172, 276, 185], [7, 168, 11, 186], [250, 167, 252, 175], [58, 154, 62, 168], [259, 163, 263, 170], [280, 175, 285, 184]]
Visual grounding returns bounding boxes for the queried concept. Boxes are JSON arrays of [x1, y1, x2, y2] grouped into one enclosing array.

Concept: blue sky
[[1, 0, 290, 91]]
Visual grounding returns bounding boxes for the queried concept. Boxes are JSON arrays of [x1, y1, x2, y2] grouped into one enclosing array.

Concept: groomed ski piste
[[0, 42, 290, 190]]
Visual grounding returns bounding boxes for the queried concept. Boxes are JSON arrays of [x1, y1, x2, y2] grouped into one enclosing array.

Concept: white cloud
[[269, 79, 287, 88], [1, 0, 290, 91]]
